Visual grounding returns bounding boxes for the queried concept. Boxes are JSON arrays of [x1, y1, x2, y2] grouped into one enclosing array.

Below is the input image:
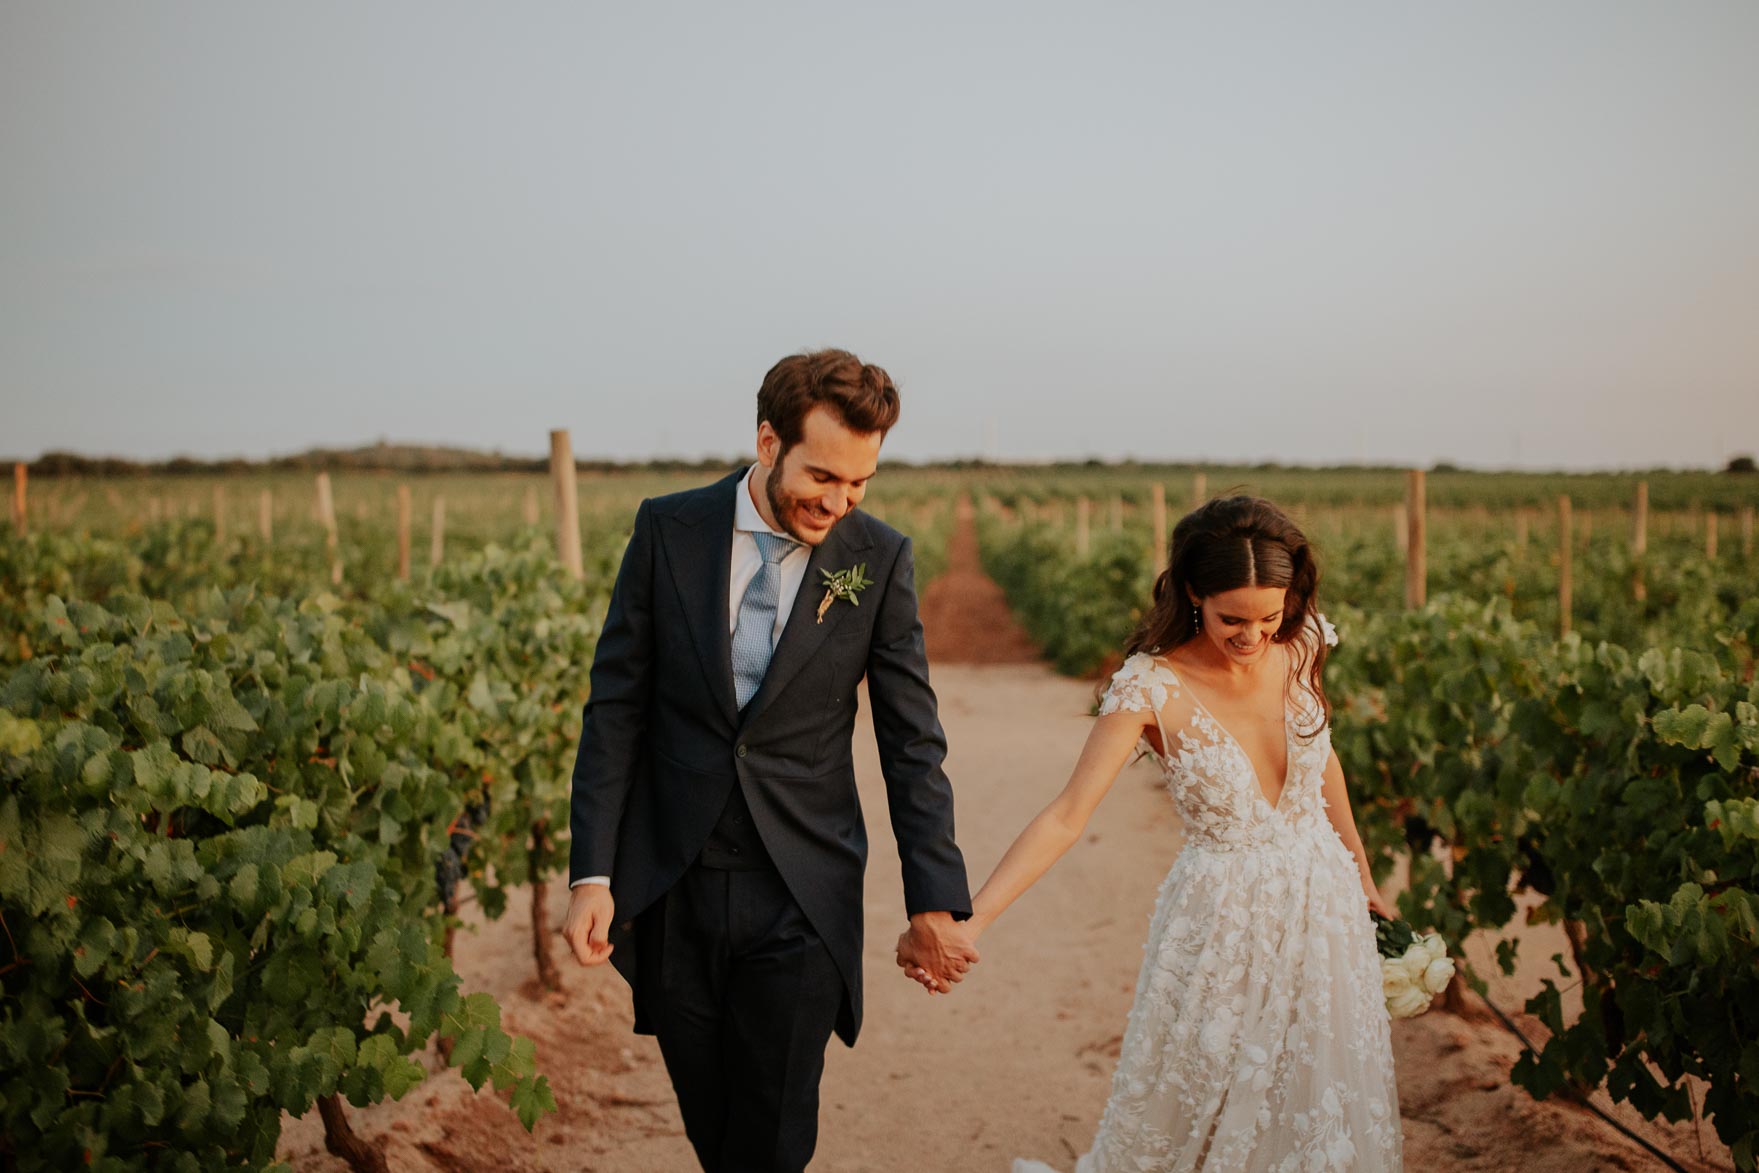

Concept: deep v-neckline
[[1154, 655, 1293, 813]]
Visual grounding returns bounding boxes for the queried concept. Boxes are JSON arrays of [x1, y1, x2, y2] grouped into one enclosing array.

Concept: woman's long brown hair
[[1125, 495, 1329, 737]]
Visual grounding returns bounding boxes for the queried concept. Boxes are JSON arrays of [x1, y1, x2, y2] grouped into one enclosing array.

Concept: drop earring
[[1191, 604, 1201, 633]]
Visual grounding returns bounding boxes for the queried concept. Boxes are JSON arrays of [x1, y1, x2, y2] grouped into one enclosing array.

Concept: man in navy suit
[[562, 349, 977, 1171]]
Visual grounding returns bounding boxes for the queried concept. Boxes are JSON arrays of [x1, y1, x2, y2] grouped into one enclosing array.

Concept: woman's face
[[1193, 584, 1288, 665]]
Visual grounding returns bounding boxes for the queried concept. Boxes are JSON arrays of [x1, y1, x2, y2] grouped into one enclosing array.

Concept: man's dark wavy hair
[[756, 349, 900, 453]]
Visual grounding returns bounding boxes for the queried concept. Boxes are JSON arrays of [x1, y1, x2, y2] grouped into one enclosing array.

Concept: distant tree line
[[20, 445, 753, 477], [13, 445, 1758, 477]]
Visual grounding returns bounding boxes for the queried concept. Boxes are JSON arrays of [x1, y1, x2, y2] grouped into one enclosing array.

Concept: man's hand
[[894, 911, 979, 995], [563, 884, 616, 966]]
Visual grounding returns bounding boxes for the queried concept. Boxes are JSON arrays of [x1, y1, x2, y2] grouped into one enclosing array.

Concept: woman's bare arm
[[964, 710, 1153, 940], [1320, 747, 1392, 918]]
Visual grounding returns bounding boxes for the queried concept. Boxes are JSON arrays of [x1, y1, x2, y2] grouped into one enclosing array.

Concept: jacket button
[[736, 744, 748, 758]]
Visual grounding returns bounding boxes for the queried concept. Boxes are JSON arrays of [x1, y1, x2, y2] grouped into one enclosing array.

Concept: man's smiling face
[[755, 404, 883, 546]]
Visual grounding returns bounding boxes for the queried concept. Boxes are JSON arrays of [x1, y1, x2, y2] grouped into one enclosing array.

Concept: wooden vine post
[[11, 463, 26, 536], [430, 496, 446, 567], [549, 429, 583, 580], [1404, 469, 1426, 610], [529, 430, 584, 991], [315, 473, 342, 586], [1191, 471, 1207, 508], [396, 484, 412, 581], [1558, 496, 1574, 637], [1151, 482, 1167, 569], [1631, 480, 1648, 601]]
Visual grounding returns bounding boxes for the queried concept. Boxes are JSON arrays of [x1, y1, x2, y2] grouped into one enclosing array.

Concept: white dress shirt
[[574, 465, 807, 890], [729, 463, 811, 646]]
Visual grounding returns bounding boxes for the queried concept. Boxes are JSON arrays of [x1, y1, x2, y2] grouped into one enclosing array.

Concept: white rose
[[1421, 956, 1456, 995], [1386, 983, 1432, 1019], [1381, 957, 1412, 998], [1419, 932, 1448, 964], [1399, 943, 1431, 984]]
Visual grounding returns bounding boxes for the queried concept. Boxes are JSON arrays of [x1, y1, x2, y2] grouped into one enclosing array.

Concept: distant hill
[[19, 443, 747, 477]]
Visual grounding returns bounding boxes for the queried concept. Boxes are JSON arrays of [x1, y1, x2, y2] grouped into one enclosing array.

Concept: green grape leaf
[[509, 1073, 557, 1131]]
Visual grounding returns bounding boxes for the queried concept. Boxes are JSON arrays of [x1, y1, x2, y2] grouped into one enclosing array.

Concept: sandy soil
[[278, 510, 1731, 1172]]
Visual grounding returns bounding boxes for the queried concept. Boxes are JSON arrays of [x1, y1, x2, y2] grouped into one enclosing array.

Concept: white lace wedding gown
[[1015, 635, 1402, 1172]]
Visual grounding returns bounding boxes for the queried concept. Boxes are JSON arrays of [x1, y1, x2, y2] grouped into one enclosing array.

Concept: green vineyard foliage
[[0, 531, 615, 1168]]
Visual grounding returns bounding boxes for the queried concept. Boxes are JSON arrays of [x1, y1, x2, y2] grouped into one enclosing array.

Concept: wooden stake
[[316, 473, 342, 586], [1192, 472, 1207, 508], [259, 489, 274, 543], [1632, 481, 1648, 601], [1632, 482, 1648, 555], [1405, 469, 1427, 610], [549, 430, 583, 580], [11, 463, 25, 535], [431, 496, 446, 567], [1558, 496, 1573, 638], [1076, 496, 1092, 558], [1151, 482, 1168, 568], [396, 484, 412, 581]]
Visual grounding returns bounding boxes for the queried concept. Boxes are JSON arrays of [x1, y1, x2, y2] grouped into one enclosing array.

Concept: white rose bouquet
[[1372, 911, 1454, 1020]]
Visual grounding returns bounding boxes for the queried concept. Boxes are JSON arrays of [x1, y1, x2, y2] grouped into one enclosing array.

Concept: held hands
[[894, 910, 980, 995], [563, 884, 616, 966]]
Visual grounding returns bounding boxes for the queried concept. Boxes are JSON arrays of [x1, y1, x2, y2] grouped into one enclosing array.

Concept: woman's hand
[[1364, 888, 1394, 920]]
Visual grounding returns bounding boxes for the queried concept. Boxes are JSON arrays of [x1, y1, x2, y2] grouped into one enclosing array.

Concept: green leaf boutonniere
[[816, 564, 873, 624]]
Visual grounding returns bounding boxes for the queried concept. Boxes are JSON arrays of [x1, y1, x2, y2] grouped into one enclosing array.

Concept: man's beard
[[765, 461, 837, 544]]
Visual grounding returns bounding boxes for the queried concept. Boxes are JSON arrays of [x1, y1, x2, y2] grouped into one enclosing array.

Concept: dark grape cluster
[[435, 801, 490, 908]]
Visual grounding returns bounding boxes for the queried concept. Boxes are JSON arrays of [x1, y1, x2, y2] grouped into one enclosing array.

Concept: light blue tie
[[732, 532, 797, 709]]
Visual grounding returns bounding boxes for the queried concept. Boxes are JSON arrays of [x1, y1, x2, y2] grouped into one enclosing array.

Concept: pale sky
[[3, 2, 1756, 469]]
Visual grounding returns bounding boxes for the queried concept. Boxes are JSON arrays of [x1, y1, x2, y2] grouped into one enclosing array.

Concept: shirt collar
[[735, 463, 788, 538]]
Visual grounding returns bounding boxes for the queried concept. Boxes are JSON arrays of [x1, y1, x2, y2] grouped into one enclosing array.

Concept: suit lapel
[[660, 470, 742, 726], [739, 511, 875, 731]]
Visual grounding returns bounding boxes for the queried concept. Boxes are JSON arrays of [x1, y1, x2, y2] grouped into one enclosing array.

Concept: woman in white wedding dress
[[919, 497, 1403, 1170]]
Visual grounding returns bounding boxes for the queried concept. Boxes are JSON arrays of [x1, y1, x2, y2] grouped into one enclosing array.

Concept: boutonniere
[[816, 564, 873, 623]]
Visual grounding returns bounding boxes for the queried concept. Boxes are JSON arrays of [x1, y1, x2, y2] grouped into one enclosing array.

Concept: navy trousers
[[635, 860, 845, 1172]]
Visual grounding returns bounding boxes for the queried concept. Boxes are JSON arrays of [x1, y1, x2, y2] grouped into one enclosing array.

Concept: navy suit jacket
[[567, 468, 971, 1045]]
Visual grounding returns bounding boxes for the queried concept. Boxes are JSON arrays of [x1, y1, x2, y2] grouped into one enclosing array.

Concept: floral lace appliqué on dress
[[1016, 620, 1402, 1172]]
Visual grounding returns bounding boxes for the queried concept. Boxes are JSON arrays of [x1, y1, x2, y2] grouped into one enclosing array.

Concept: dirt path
[[919, 496, 1040, 665], [278, 512, 1729, 1172]]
